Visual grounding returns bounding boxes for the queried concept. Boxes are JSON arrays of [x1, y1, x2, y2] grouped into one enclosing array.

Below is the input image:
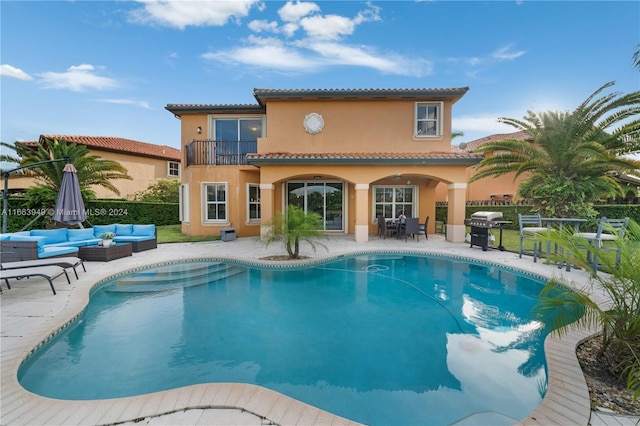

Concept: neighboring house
[[7, 135, 181, 199], [435, 131, 532, 205], [166, 87, 482, 243]]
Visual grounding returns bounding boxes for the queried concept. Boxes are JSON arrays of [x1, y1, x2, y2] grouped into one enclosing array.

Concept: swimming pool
[[18, 253, 549, 426]]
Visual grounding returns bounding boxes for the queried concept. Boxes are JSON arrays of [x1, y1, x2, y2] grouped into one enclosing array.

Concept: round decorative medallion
[[303, 112, 324, 134]]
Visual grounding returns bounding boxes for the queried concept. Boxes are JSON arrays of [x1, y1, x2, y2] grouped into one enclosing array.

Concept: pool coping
[[0, 238, 613, 425]]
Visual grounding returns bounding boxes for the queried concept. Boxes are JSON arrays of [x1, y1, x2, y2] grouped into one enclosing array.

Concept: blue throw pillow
[[115, 224, 133, 236], [93, 224, 116, 238], [132, 224, 155, 237], [68, 228, 96, 242], [9, 235, 47, 253], [31, 228, 68, 245]]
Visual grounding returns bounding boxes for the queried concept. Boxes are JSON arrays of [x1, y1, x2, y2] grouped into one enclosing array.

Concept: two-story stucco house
[[166, 88, 482, 243]]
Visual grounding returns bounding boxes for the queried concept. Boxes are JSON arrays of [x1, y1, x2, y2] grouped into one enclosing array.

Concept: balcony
[[185, 140, 258, 166]]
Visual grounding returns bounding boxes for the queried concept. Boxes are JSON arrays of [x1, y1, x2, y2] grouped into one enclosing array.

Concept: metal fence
[[185, 140, 257, 166]]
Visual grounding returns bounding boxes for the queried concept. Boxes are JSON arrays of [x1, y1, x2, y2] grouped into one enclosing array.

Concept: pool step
[[107, 264, 246, 293], [123, 262, 227, 278], [115, 263, 230, 285]]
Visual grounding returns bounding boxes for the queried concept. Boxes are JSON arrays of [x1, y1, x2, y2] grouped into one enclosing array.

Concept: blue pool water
[[19, 254, 549, 426]]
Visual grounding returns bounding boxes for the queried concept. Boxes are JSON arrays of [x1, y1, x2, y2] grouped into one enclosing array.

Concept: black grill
[[464, 212, 507, 251]]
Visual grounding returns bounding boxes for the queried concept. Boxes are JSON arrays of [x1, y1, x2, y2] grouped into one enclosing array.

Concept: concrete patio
[[1, 235, 638, 425]]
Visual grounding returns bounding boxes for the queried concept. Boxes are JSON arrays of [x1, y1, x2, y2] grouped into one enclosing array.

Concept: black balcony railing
[[185, 140, 258, 166]]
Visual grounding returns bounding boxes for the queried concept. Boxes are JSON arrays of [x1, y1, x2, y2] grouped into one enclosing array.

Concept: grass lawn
[[491, 228, 520, 253], [157, 224, 219, 244]]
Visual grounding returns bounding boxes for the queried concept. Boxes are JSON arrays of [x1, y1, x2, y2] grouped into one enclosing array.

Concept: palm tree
[[14, 138, 131, 208], [470, 81, 640, 218], [533, 220, 640, 401], [633, 43, 640, 72], [0, 142, 23, 171], [262, 205, 327, 259]]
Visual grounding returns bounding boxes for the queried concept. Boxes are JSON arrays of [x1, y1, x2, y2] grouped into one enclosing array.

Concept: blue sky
[[1, 1, 639, 150]]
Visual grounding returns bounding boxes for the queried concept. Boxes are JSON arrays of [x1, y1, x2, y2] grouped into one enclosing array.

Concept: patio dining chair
[[417, 216, 429, 241], [403, 217, 420, 242], [377, 216, 397, 239], [575, 216, 629, 270], [518, 213, 547, 262]]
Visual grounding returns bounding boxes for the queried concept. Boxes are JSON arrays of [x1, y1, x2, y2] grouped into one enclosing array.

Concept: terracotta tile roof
[[253, 87, 469, 100], [253, 87, 469, 105], [38, 135, 181, 161], [165, 104, 264, 115], [452, 131, 531, 152], [247, 151, 482, 165], [166, 87, 470, 114]]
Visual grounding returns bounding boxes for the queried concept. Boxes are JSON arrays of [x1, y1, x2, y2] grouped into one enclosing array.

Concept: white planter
[[102, 239, 113, 247]]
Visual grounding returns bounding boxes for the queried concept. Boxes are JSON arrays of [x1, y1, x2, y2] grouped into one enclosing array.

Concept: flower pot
[[102, 239, 113, 247]]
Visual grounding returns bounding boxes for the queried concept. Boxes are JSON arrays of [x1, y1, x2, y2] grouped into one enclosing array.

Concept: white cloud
[[299, 14, 358, 41], [281, 22, 299, 37], [492, 44, 526, 61], [202, 2, 419, 76], [248, 19, 279, 33], [129, 0, 261, 29], [278, 1, 320, 22], [37, 64, 118, 92], [98, 98, 151, 109], [307, 42, 432, 76], [202, 36, 317, 71], [446, 43, 526, 79], [0, 64, 33, 81]]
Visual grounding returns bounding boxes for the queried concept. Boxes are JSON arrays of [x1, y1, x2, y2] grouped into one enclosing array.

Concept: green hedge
[[436, 204, 640, 232], [2, 198, 179, 233]]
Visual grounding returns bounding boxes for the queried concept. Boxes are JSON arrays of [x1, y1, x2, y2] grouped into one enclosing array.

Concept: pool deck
[[2, 235, 639, 426]]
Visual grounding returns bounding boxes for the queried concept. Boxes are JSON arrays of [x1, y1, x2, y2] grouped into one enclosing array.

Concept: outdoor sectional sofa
[[0, 224, 156, 260]]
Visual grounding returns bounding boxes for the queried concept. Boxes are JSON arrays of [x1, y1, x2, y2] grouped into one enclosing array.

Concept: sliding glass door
[[286, 181, 344, 231]]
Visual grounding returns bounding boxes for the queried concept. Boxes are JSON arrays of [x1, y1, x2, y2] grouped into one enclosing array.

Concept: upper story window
[[214, 117, 263, 142], [168, 161, 180, 177], [415, 102, 443, 137]]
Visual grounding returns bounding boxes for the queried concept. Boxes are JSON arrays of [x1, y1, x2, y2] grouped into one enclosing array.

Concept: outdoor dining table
[[386, 218, 406, 239], [541, 217, 588, 271]]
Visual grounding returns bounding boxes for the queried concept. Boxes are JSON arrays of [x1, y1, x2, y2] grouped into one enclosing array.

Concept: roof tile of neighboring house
[[253, 87, 469, 103], [452, 131, 531, 152], [39, 135, 181, 161], [247, 151, 482, 165]]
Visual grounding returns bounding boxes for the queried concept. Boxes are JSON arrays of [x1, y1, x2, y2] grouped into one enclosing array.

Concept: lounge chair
[[0, 265, 70, 295], [1, 252, 86, 279]]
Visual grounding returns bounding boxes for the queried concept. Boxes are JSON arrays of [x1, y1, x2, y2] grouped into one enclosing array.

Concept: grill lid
[[470, 211, 503, 221]]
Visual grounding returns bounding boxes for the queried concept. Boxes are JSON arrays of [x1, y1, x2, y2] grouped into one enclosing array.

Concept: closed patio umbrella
[[52, 163, 86, 225]]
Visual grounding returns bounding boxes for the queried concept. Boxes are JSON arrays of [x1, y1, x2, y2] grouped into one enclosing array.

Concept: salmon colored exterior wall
[[261, 99, 453, 153], [7, 149, 180, 199], [435, 169, 528, 204], [172, 90, 477, 243]]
